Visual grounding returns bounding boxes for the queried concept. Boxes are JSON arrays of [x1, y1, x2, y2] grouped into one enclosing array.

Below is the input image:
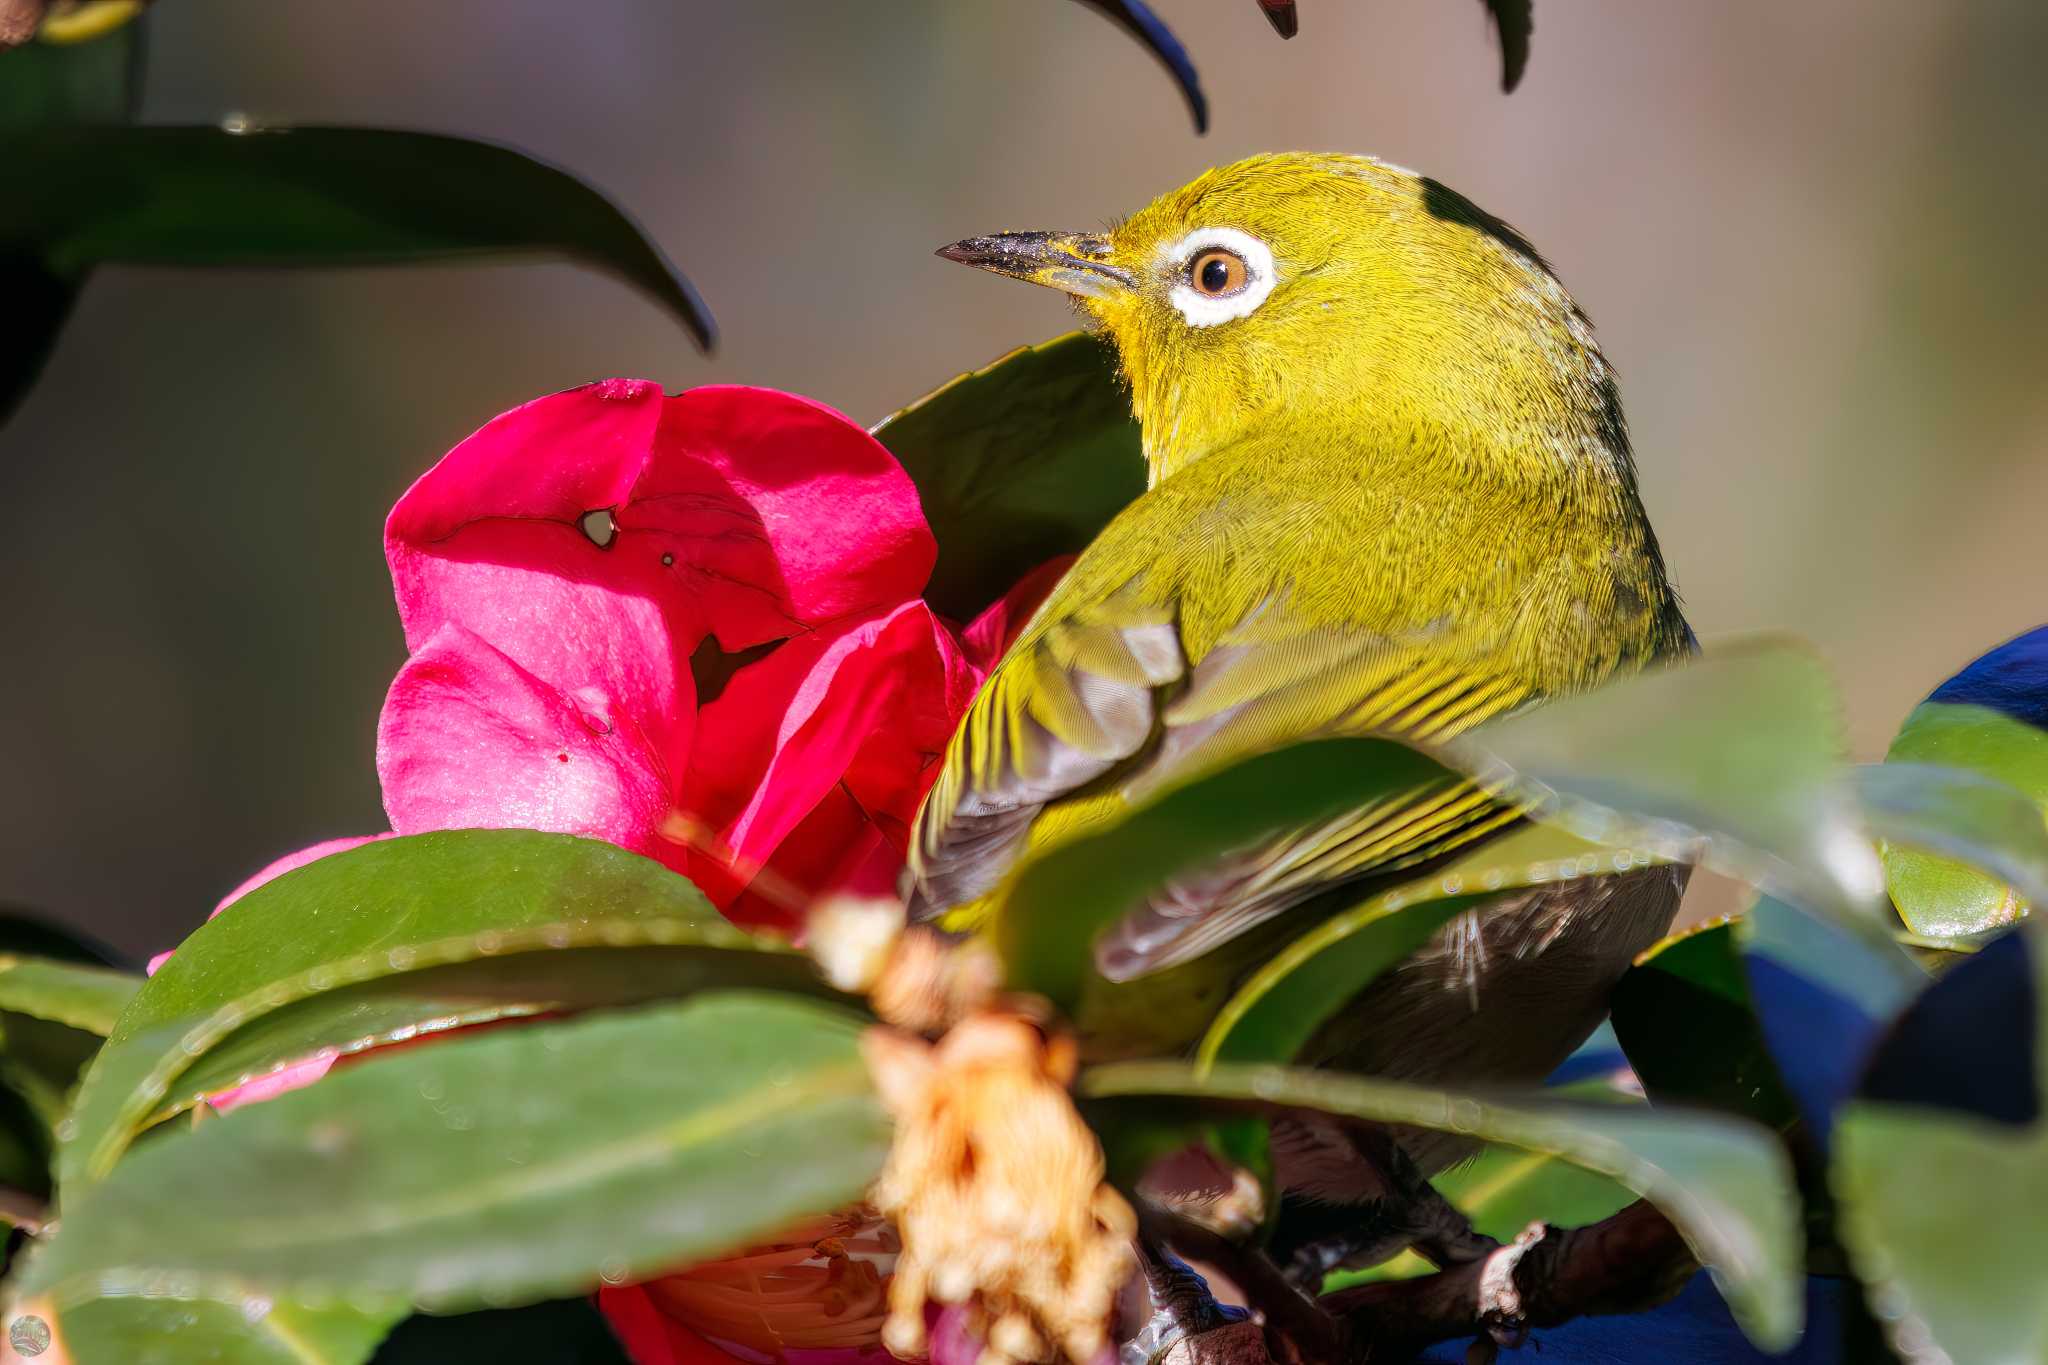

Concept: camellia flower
[[176, 378, 1068, 1363]]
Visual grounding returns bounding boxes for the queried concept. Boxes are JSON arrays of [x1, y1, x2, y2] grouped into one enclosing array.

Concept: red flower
[[377, 379, 1035, 931]]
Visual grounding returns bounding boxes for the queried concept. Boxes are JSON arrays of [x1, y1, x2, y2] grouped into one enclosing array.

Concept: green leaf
[[1083, 1061, 1805, 1351], [996, 736, 1457, 1012], [0, 24, 142, 130], [1832, 1108, 2048, 1365], [871, 331, 1142, 619], [60, 830, 777, 1189], [1450, 638, 1881, 923], [1610, 919, 1801, 1132], [1, 124, 713, 345], [55, 1293, 402, 1365], [0, 955, 140, 1034], [155, 941, 839, 1127], [24, 994, 886, 1316]]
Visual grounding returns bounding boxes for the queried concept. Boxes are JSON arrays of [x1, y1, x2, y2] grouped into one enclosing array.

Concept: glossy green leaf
[[60, 830, 772, 1189], [1452, 638, 1882, 923], [0, 955, 139, 1035], [1610, 919, 1801, 1132], [55, 1294, 402, 1365], [1083, 1060, 1804, 1351], [1199, 823, 1665, 1073], [1863, 750, 2048, 940], [871, 331, 1142, 619], [25, 994, 886, 1316], [1, 124, 713, 341], [154, 941, 838, 1126], [997, 736, 1458, 1012]]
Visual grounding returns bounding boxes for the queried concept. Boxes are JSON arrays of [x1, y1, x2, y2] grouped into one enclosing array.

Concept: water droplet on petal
[[579, 507, 617, 548], [661, 552, 675, 567]]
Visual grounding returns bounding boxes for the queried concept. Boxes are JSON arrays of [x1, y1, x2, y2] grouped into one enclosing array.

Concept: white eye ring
[[1164, 226, 1277, 328]]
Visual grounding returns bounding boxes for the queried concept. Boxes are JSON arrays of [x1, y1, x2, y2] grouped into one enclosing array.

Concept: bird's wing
[[909, 579, 1184, 913], [909, 577, 1537, 974]]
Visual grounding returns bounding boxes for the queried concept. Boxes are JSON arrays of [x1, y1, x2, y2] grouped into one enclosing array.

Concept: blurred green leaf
[[996, 736, 1456, 1012], [61, 830, 772, 1189], [24, 994, 885, 1316], [154, 941, 840, 1127], [1451, 638, 1881, 924], [1833, 1107, 2047, 1364], [0, 955, 139, 1035], [0, 125, 711, 429], [1073, 1, 1207, 132], [0, 23, 141, 130], [1830, 922, 2046, 1363], [872, 331, 1141, 619], [1200, 823, 1664, 1073], [1611, 919, 1801, 1132], [1084, 1060, 1804, 1351], [56, 1293, 402, 1365]]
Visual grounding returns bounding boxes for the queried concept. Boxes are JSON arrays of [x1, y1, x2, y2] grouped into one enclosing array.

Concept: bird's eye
[[1190, 248, 1249, 297], [1164, 227, 1276, 327]]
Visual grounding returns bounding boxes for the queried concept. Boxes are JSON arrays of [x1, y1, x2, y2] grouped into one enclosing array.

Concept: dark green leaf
[[1611, 919, 1801, 1132], [0, 25, 141, 423], [1083, 1060, 1804, 1351], [0, 955, 140, 1035], [25, 994, 886, 1316], [0, 24, 142, 130], [871, 331, 1141, 619], [60, 830, 780, 1189], [371, 1298, 629, 1365], [2, 125, 712, 344], [55, 1293, 402, 1365]]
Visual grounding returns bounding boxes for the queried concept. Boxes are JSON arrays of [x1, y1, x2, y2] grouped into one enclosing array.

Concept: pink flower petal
[[597, 1286, 753, 1365], [377, 624, 684, 871]]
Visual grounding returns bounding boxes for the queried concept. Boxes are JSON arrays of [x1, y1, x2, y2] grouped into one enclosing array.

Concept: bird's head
[[940, 152, 1626, 486]]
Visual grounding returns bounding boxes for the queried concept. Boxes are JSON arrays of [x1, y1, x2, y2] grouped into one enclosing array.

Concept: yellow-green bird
[[911, 153, 1691, 1257]]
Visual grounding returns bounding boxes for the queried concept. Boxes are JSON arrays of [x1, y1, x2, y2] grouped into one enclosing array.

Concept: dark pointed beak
[[935, 231, 1133, 300]]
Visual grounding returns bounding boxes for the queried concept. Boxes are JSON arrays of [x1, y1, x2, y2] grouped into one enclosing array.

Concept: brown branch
[[1322, 1199, 1698, 1358]]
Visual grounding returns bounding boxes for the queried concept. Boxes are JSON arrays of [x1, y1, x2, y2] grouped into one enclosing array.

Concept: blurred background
[[3, 0, 2044, 957]]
